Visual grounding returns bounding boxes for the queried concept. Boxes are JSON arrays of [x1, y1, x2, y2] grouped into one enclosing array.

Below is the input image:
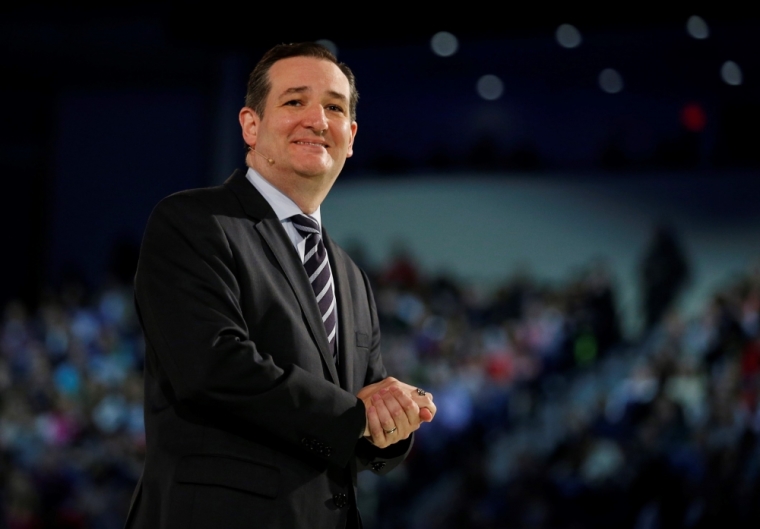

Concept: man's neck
[[248, 155, 331, 215], [245, 167, 322, 226]]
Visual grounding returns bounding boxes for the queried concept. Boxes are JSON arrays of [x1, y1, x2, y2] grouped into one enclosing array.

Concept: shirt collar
[[245, 167, 322, 227]]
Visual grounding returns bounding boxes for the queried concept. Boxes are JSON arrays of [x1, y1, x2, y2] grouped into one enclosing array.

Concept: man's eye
[[284, 100, 302, 106], [327, 104, 344, 113]]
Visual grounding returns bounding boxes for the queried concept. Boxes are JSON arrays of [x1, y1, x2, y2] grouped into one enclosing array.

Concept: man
[[124, 42, 436, 529]]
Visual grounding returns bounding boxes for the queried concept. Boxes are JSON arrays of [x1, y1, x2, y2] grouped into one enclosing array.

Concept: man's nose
[[303, 104, 328, 132]]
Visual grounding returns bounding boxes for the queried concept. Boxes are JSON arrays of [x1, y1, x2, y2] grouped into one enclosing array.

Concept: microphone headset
[[252, 148, 275, 165]]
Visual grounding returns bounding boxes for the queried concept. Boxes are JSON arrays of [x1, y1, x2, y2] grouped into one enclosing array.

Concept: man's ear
[[239, 107, 259, 149], [346, 121, 358, 158]]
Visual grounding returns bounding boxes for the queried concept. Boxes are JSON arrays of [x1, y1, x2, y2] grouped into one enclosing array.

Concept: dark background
[[3, 5, 760, 307]]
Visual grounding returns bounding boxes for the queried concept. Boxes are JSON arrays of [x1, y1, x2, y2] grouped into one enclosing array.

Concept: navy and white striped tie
[[291, 214, 337, 360]]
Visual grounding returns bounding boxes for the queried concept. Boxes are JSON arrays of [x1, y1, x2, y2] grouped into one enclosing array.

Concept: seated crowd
[[1, 254, 758, 528]]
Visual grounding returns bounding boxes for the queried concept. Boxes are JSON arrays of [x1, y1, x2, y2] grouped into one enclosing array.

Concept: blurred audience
[[0, 282, 143, 528], [2, 249, 759, 528], [362, 250, 759, 528], [641, 224, 690, 331]]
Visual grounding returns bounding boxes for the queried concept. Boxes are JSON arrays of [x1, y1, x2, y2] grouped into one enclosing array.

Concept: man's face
[[251, 56, 357, 186]]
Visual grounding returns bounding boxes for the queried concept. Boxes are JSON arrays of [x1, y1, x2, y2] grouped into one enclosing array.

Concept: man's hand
[[357, 377, 436, 448]]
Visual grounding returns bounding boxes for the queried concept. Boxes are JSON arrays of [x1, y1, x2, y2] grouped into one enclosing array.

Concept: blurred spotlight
[[599, 68, 624, 94], [476, 75, 504, 100], [721, 61, 743, 86], [316, 39, 338, 57], [431, 31, 459, 57], [686, 15, 709, 39], [680, 102, 707, 132], [556, 24, 582, 48]]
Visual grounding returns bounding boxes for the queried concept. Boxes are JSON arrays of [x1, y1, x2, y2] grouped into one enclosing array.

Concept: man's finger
[[409, 394, 436, 419], [423, 398, 437, 418], [372, 393, 397, 440], [366, 406, 387, 448], [390, 386, 421, 429], [419, 408, 434, 422], [382, 390, 413, 439], [358, 378, 437, 426]]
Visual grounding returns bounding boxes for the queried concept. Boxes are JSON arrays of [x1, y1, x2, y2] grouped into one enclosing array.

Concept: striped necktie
[[291, 214, 337, 360]]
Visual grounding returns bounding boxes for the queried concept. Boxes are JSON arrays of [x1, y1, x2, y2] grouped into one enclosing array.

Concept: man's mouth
[[294, 141, 327, 148]]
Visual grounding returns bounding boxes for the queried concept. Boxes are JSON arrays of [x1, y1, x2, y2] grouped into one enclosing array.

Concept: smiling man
[[240, 54, 357, 214], [124, 43, 435, 529]]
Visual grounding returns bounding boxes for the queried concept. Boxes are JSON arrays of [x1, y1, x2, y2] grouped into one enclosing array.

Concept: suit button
[[333, 493, 348, 508], [371, 461, 386, 472]]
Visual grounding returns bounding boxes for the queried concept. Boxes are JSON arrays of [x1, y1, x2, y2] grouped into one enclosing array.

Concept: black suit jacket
[[124, 170, 411, 529]]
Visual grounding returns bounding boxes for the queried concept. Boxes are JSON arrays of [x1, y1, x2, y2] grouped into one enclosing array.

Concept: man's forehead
[[268, 56, 350, 97]]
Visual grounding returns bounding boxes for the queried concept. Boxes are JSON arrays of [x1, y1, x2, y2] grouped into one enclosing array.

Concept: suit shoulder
[[139, 185, 239, 266], [151, 183, 241, 222]]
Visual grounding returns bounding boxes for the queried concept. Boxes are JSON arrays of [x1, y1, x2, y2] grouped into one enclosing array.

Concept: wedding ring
[[416, 388, 426, 396], [384, 427, 397, 434]]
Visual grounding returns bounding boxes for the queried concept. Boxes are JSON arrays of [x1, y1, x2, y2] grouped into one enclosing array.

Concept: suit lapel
[[324, 231, 355, 393], [225, 170, 339, 386]]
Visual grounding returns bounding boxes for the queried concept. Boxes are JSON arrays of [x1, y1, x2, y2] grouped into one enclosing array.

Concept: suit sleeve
[[354, 269, 414, 474], [135, 193, 366, 468]]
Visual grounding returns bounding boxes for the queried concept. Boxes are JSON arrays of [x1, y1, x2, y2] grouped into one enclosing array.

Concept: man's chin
[[294, 162, 341, 180]]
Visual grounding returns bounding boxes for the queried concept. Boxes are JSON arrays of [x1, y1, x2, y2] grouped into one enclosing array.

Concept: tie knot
[[291, 214, 321, 238]]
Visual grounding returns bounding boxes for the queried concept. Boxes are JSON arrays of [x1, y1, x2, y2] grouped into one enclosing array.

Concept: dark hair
[[245, 42, 358, 120]]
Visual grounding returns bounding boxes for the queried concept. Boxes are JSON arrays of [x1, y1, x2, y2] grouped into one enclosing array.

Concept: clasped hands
[[356, 377, 436, 448]]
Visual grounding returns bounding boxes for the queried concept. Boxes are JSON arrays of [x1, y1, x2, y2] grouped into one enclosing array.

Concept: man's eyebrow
[[279, 87, 348, 102], [281, 86, 310, 96], [326, 90, 348, 102]]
